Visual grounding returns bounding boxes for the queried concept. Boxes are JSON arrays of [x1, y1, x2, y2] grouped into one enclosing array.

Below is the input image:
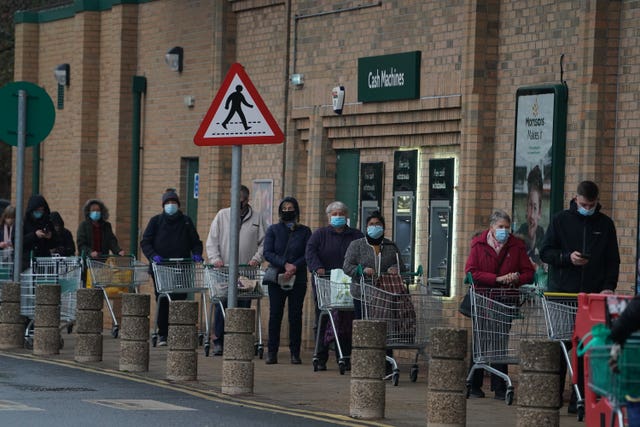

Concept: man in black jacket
[[540, 180, 620, 413], [140, 190, 203, 346]]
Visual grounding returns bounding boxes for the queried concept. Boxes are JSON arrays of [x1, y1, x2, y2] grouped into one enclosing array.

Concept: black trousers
[[267, 282, 306, 355], [213, 299, 251, 344], [152, 274, 187, 338]]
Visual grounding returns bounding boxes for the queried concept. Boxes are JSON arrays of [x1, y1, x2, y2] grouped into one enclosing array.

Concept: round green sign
[[0, 81, 55, 147]]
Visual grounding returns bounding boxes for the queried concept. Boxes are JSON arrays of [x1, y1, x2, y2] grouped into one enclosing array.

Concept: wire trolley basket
[[466, 284, 546, 405], [0, 248, 14, 301], [151, 259, 208, 348], [361, 270, 443, 386], [86, 255, 150, 338], [203, 265, 265, 358]]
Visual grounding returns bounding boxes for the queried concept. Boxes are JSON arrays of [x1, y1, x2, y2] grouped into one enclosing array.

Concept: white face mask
[[164, 204, 178, 215]]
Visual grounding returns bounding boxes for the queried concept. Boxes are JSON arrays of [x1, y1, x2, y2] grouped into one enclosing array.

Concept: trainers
[[317, 361, 327, 371], [158, 336, 167, 347], [213, 343, 223, 356]]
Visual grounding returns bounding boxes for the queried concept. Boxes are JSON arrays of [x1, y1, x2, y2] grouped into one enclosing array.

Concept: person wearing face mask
[[343, 211, 405, 321], [77, 199, 125, 260], [22, 194, 55, 270], [540, 180, 620, 413], [306, 201, 363, 371], [205, 185, 267, 356], [263, 196, 311, 365], [141, 189, 203, 346], [464, 209, 534, 400]]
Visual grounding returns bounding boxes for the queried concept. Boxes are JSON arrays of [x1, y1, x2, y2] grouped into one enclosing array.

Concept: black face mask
[[281, 211, 296, 222]]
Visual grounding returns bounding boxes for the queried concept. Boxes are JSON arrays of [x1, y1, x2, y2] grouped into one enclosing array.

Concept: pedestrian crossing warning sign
[[194, 63, 284, 146]]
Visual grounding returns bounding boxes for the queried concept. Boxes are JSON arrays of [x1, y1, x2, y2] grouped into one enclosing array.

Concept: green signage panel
[[358, 51, 421, 103], [0, 81, 55, 147]]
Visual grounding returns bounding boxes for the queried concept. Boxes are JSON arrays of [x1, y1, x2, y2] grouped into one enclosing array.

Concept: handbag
[[458, 291, 472, 317], [263, 265, 279, 285]]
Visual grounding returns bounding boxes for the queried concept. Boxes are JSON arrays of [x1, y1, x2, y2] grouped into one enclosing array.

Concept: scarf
[[486, 230, 505, 255]]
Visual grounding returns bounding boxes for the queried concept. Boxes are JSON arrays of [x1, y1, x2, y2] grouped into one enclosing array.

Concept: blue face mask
[[33, 211, 44, 220], [89, 211, 101, 221], [367, 225, 384, 239], [577, 206, 595, 217], [495, 228, 509, 243], [330, 216, 346, 228], [164, 204, 178, 216]]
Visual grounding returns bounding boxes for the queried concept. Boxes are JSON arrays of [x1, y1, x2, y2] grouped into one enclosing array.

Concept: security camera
[[332, 86, 345, 115]]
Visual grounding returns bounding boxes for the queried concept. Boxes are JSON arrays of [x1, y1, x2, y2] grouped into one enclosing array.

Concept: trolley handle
[[152, 257, 197, 264]]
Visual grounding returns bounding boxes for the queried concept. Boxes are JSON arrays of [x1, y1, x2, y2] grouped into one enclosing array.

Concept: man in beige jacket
[[206, 185, 267, 355]]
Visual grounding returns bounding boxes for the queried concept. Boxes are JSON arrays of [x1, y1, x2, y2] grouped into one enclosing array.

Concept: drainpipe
[[130, 76, 146, 256]]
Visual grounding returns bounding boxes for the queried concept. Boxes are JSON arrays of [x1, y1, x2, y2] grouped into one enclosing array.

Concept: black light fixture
[[54, 63, 70, 109], [165, 47, 183, 73]]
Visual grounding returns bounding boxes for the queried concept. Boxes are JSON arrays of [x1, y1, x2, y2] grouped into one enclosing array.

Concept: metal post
[[227, 145, 242, 308], [13, 89, 26, 281], [130, 76, 146, 256]]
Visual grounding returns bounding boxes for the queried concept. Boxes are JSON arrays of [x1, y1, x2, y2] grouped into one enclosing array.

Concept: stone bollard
[[0, 282, 26, 349], [33, 284, 61, 356], [221, 308, 255, 395], [517, 339, 562, 427], [350, 320, 387, 420], [427, 327, 468, 427], [74, 288, 104, 362], [166, 300, 198, 380], [119, 293, 150, 372]]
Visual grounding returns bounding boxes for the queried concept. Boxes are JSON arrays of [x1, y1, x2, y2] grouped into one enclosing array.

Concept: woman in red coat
[[465, 209, 535, 400]]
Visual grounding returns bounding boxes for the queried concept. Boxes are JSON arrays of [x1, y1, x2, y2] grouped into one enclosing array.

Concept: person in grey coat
[[343, 211, 404, 320]]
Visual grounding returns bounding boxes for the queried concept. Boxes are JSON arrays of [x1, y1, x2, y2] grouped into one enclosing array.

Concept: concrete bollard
[[427, 327, 468, 427], [119, 293, 150, 372], [0, 282, 26, 349], [33, 284, 61, 356], [517, 339, 562, 427], [74, 288, 104, 362], [350, 320, 387, 420], [221, 308, 256, 395], [166, 300, 198, 380]]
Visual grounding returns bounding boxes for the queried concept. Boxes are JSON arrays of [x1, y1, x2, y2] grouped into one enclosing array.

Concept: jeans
[[267, 281, 306, 355]]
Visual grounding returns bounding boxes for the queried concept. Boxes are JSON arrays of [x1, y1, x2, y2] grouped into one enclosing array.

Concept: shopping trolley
[[0, 248, 13, 301], [312, 273, 354, 374], [151, 259, 208, 347], [21, 256, 83, 349], [587, 336, 640, 427], [203, 265, 265, 357], [361, 268, 443, 386], [86, 255, 150, 338], [465, 282, 546, 404], [541, 292, 583, 420]]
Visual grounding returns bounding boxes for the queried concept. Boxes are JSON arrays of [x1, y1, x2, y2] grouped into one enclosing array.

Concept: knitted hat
[[162, 190, 180, 206]]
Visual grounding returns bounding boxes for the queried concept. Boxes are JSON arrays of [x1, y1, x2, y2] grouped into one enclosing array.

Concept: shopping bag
[[263, 265, 278, 285], [329, 268, 352, 306], [376, 274, 416, 341]]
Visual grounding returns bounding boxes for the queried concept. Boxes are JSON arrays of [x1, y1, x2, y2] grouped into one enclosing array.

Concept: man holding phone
[[540, 180, 620, 413]]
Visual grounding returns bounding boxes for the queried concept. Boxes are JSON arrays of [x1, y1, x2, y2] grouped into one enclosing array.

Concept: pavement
[[1, 331, 585, 427]]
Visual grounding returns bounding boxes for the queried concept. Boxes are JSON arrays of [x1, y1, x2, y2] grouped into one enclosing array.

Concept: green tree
[[0, 0, 68, 199]]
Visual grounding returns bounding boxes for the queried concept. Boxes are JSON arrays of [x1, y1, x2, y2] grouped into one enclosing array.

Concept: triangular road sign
[[194, 63, 284, 146]]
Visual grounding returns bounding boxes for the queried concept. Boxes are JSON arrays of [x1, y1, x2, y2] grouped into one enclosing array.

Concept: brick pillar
[[427, 327, 468, 427], [517, 339, 562, 426], [119, 293, 150, 372], [33, 284, 61, 356], [350, 320, 387, 420], [75, 288, 104, 362], [221, 308, 255, 395], [0, 282, 25, 349], [166, 300, 198, 381]]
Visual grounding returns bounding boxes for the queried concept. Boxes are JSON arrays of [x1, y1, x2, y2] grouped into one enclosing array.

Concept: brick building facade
[[11, 0, 640, 346]]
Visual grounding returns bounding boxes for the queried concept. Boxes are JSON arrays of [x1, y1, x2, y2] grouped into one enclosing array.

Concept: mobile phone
[[580, 253, 591, 259]]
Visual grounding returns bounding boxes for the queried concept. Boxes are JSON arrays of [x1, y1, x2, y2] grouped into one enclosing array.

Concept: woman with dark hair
[[263, 196, 311, 365], [50, 211, 76, 256], [343, 211, 404, 320], [76, 199, 125, 258]]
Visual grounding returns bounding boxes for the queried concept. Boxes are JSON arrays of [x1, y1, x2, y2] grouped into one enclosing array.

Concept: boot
[[265, 352, 278, 365]]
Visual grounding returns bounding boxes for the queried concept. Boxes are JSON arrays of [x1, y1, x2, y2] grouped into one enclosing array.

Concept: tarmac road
[[0, 354, 366, 427]]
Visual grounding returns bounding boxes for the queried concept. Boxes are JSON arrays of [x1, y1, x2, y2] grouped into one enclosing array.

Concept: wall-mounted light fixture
[[165, 46, 183, 73], [54, 63, 70, 109], [290, 73, 304, 86]]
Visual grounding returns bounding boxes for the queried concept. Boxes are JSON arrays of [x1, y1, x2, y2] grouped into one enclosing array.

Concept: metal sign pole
[[13, 89, 26, 282], [227, 145, 242, 308]]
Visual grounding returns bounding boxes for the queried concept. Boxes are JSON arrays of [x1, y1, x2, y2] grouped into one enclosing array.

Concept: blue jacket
[[264, 221, 311, 284], [305, 225, 363, 272]]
